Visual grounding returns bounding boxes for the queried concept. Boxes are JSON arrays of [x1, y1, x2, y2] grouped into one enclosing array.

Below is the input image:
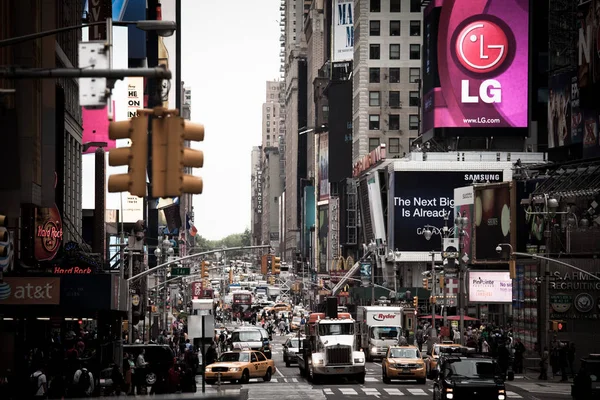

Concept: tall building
[[352, 0, 423, 162], [263, 81, 283, 147], [250, 146, 263, 245], [282, 0, 309, 260]]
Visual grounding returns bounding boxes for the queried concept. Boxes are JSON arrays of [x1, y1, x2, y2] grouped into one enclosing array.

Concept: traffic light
[[165, 115, 205, 196], [550, 320, 567, 332], [413, 296, 418, 308], [201, 261, 209, 279], [509, 259, 516, 279], [272, 256, 281, 274], [229, 268, 233, 284], [107, 113, 148, 197], [266, 256, 272, 273], [422, 278, 429, 290], [261, 255, 268, 275]]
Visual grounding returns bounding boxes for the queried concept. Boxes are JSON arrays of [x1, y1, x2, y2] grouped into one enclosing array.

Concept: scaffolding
[[549, 0, 577, 73]]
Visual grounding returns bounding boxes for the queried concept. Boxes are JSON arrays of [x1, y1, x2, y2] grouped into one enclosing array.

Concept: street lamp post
[[455, 212, 469, 346]]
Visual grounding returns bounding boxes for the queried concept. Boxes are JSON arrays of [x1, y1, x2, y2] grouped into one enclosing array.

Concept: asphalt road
[[194, 330, 570, 400]]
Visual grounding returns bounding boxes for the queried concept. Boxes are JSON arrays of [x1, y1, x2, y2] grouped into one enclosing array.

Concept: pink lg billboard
[[421, 0, 529, 132]]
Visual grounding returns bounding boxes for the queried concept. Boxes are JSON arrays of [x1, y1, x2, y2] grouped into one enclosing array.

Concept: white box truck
[[357, 306, 403, 361]]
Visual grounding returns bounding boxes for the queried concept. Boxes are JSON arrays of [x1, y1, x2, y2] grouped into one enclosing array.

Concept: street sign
[[171, 267, 190, 276]]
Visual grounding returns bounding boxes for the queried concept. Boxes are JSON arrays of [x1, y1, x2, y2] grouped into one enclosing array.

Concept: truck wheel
[[356, 373, 365, 384]]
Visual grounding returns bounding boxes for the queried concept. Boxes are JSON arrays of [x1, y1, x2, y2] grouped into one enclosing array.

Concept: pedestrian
[[205, 342, 218, 366], [415, 327, 424, 352], [513, 339, 526, 374], [29, 365, 47, 399], [71, 364, 94, 398], [539, 346, 549, 380], [559, 343, 569, 382], [568, 342, 576, 378]]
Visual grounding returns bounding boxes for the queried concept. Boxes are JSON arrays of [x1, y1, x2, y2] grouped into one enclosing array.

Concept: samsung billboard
[[393, 171, 503, 252], [421, 0, 529, 132]]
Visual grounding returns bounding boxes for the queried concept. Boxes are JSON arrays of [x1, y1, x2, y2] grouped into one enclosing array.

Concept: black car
[[124, 344, 175, 389], [431, 348, 507, 400]]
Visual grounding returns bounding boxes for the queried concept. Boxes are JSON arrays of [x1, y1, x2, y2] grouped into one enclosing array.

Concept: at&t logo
[[455, 19, 510, 104]]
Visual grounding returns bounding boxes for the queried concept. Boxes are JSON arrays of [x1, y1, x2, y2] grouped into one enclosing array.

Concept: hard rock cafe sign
[[34, 205, 63, 261]]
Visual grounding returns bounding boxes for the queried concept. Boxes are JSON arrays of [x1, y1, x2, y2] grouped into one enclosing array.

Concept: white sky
[[181, 0, 280, 240]]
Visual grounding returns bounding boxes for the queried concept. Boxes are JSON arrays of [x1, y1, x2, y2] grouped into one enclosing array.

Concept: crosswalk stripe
[[365, 377, 378, 382], [340, 388, 358, 395], [362, 388, 381, 396], [291, 377, 298, 382], [506, 391, 522, 398], [407, 388, 427, 395], [383, 388, 405, 396], [323, 388, 334, 394]]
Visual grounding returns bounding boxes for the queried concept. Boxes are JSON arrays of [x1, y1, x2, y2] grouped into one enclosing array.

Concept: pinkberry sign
[[421, 0, 529, 130]]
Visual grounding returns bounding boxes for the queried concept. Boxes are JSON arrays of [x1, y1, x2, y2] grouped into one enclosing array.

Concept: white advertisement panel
[[332, 0, 354, 62], [468, 271, 512, 303]]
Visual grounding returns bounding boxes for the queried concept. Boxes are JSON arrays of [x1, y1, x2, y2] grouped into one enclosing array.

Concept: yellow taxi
[[204, 350, 276, 384], [426, 343, 466, 378], [382, 345, 427, 384]]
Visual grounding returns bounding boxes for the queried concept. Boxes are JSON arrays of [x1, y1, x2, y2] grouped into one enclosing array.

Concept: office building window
[[267, 135, 270, 140], [409, 68, 420, 83], [389, 138, 401, 153], [389, 91, 401, 108], [267, 107, 271, 112], [390, 0, 401, 12], [410, 44, 421, 59], [369, 68, 381, 83], [410, 21, 421, 36], [370, 20, 380, 36], [369, 91, 381, 107], [389, 68, 400, 83], [389, 114, 400, 130], [410, 0, 421, 12], [369, 137, 380, 151], [390, 20, 401, 36], [370, 0, 380, 12], [409, 114, 420, 130], [370, 44, 380, 59], [369, 115, 380, 130], [267, 114, 270, 119], [267, 128, 270, 133], [409, 91, 420, 107], [389, 44, 400, 60]]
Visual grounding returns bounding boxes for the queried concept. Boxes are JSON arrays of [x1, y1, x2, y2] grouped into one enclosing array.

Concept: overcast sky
[[181, 0, 280, 240]]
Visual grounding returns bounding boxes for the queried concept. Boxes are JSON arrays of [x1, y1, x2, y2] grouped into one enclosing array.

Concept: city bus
[[232, 290, 253, 321]]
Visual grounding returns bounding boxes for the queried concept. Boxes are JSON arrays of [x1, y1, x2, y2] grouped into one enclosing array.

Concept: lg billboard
[[422, 0, 529, 132]]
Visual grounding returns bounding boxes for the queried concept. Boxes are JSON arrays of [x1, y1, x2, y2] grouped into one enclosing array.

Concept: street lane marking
[[291, 377, 298, 382], [506, 391, 522, 398], [323, 388, 334, 394], [372, 362, 382, 366], [383, 388, 404, 395], [365, 377, 378, 382], [340, 388, 358, 395], [407, 388, 427, 395], [362, 388, 381, 397], [276, 367, 285, 378]]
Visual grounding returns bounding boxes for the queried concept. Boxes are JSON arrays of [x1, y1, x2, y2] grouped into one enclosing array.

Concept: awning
[[446, 315, 479, 321], [418, 315, 443, 319]]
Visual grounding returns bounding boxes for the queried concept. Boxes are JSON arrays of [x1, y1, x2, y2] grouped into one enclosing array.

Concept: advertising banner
[[332, 0, 354, 62], [318, 133, 330, 201], [393, 171, 503, 251], [468, 271, 512, 303], [421, 0, 529, 131], [35, 206, 63, 261], [192, 282, 203, 299], [577, 0, 600, 88], [328, 197, 340, 267], [454, 186, 474, 262], [473, 182, 515, 263], [0, 277, 60, 305], [318, 206, 329, 272], [548, 72, 583, 148]]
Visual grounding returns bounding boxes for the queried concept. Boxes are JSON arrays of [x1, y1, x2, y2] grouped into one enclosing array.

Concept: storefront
[[0, 274, 127, 377]]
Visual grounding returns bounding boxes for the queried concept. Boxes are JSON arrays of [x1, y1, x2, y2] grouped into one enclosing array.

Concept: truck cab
[[297, 312, 366, 384]]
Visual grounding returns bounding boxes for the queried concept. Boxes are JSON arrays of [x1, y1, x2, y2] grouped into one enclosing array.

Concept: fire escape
[[548, 0, 577, 74]]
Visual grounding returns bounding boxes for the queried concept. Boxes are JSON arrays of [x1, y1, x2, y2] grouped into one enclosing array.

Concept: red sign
[[34, 205, 63, 261], [353, 144, 386, 177], [53, 266, 93, 274], [192, 281, 203, 299], [455, 20, 509, 74]]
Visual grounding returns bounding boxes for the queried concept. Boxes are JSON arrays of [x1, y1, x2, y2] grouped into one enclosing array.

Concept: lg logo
[[455, 19, 510, 104]]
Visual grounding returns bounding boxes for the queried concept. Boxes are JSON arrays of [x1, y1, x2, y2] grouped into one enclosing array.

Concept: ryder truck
[[357, 306, 403, 361]]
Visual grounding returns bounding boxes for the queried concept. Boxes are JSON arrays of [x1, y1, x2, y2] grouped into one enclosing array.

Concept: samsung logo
[[464, 174, 501, 182]]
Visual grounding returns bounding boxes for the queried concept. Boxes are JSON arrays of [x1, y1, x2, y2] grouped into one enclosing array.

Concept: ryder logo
[[456, 19, 510, 104], [373, 313, 396, 322]]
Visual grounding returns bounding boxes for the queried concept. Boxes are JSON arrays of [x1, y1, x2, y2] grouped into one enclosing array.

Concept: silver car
[[283, 337, 302, 367]]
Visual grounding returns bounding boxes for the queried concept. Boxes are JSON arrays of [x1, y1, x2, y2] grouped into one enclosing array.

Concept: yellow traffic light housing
[[107, 114, 148, 197], [413, 296, 418, 308], [261, 255, 268, 275], [165, 116, 204, 196], [422, 278, 429, 290], [229, 268, 233, 284], [201, 261, 209, 279], [272, 256, 281, 274], [438, 277, 445, 289]]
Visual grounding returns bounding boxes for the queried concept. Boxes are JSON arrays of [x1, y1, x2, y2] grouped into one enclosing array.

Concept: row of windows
[[369, 91, 419, 107], [370, 137, 405, 153], [369, 20, 421, 37], [370, 0, 421, 13], [370, 43, 421, 60], [370, 67, 420, 83], [368, 114, 419, 131]]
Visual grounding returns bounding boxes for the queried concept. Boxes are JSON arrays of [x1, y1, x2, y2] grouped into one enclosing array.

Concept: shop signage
[[53, 266, 93, 274], [574, 293, 594, 313], [35, 205, 63, 261], [549, 270, 600, 291], [550, 293, 572, 313], [0, 277, 60, 305], [353, 144, 386, 177]]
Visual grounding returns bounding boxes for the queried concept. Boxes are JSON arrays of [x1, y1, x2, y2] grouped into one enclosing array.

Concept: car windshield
[[447, 359, 500, 379], [372, 327, 399, 340], [219, 352, 250, 363], [288, 339, 300, 348], [390, 348, 419, 358], [231, 331, 263, 342], [318, 323, 353, 336]]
